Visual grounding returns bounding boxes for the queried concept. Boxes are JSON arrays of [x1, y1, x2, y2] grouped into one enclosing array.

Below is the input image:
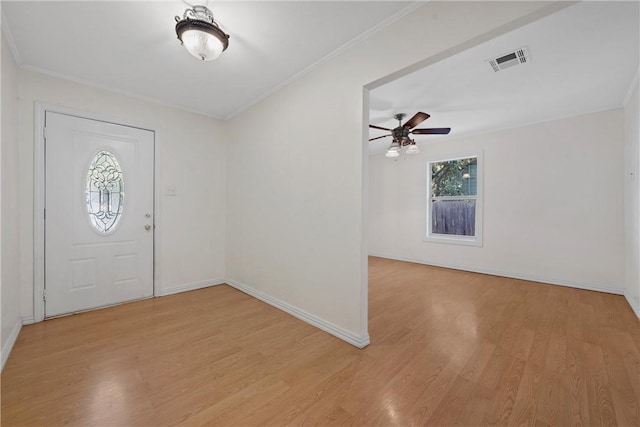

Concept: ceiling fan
[[369, 112, 451, 157]]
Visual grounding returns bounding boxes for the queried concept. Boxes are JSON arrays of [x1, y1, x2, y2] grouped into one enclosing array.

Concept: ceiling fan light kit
[[385, 149, 400, 158], [405, 141, 420, 155], [175, 5, 229, 61], [370, 112, 451, 159], [385, 140, 401, 158]]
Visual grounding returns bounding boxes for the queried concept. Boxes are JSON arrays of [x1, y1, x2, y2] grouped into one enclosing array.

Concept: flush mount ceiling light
[[175, 4, 229, 61]]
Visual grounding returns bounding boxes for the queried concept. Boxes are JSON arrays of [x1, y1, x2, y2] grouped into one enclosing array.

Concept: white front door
[[45, 112, 154, 317]]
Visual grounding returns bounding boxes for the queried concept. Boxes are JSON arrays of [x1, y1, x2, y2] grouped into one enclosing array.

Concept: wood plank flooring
[[2, 256, 639, 426]]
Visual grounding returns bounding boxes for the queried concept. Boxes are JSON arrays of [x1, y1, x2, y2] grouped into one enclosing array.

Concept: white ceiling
[[1, 1, 412, 119], [369, 1, 640, 154]]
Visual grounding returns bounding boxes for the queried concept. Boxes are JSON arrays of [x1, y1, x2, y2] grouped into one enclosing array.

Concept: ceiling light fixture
[[385, 140, 401, 158], [175, 4, 229, 61], [372, 113, 449, 159], [405, 140, 420, 155], [385, 139, 420, 157]]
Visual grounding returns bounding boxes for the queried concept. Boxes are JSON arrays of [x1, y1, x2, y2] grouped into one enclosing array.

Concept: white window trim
[[424, 151, 483, 247]]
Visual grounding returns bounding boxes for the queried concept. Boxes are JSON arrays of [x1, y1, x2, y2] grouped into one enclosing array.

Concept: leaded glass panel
[[85, 151, 124, 234]]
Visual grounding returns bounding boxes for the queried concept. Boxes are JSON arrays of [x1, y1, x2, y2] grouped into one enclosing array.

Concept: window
[[86, 151, 124, 234], [426, 154, 482, 246]]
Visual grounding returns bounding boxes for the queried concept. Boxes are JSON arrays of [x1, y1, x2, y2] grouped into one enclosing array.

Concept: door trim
[[34, 103, 161, 322]]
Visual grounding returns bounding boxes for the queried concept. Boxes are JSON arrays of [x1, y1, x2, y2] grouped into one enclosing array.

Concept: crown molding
[[4, 2, 426, 121], [223, 1, 427, 120], [21, 64, 225, 120], [623, 67, 639, 107], [1, 9, 22, 66]]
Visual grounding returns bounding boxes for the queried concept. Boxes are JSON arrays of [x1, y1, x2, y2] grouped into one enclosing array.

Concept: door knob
[[144, 224, 152, 231]]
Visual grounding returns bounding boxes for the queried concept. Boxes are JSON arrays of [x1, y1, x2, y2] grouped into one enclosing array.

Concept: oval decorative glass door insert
[[85, 151, 124, 234]]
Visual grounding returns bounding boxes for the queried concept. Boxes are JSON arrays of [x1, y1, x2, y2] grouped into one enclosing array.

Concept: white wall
[[18, 69, 228, 321], [226, 1, 561, 345], [1, 30, 22, 367], [624, 75, 640, 316], [369, 110, 625, 293]]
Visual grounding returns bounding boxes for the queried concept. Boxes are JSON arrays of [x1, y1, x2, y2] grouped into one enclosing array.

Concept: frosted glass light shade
[[406, 143, 420, 155], [385, 140, 401, 158], [181, 29, 224, 61], [175, 6, 229, 62]]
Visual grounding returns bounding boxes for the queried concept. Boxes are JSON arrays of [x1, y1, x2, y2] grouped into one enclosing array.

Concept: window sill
[[424, 235, 483, 247]]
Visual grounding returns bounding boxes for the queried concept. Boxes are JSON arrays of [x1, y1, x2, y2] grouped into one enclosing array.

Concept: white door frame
[[34, 103, 162, 322]]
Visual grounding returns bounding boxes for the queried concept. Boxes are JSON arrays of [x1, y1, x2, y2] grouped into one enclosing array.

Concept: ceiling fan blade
[[412, 128, 451, 135], [369, 134, 391, 142], [403, 112, 430, 129], [369, 124, 392, 131]]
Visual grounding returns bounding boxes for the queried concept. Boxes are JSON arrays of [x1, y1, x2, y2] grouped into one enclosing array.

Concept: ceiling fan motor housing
[[368, 112, 450, 146], [392, 126, 412, 146]]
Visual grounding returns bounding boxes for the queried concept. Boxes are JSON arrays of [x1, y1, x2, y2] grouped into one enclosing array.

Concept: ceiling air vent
[[488, 47, 530, 72]]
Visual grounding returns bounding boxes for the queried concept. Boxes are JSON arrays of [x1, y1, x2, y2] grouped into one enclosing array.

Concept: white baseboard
[[1, 319, 22, 371], [368, 252, 624, 296], [156, 278, 225, 297], [624, 290, 640, 318], [226, 278, 370, 349], [21, 281, 225, 326]]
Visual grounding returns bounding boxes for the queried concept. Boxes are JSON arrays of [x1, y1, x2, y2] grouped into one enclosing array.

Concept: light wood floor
[[2, 257, 639, 426]]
